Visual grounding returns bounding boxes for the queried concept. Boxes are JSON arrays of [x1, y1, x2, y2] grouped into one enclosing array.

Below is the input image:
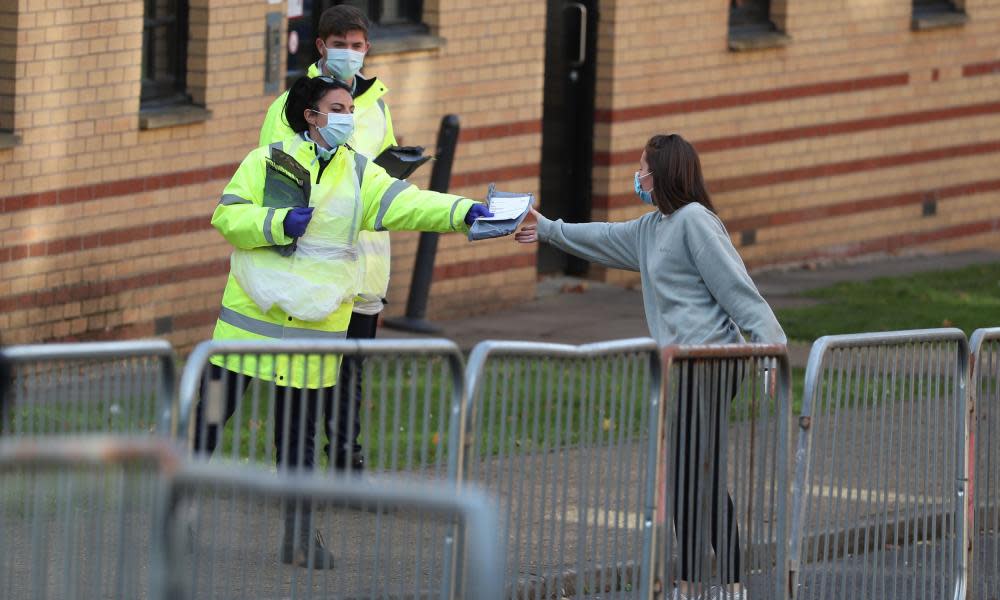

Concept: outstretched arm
[[517, 208, 642, 272]]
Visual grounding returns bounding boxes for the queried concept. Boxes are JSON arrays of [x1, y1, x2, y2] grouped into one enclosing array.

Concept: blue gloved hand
[[282, 207, 314, 239], [464, 203, 493, 226]]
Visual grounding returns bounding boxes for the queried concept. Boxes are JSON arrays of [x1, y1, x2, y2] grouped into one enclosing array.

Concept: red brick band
[[0, 164, 241, 213], [459, 119, 542, 142], [432, 251, 535, 280], [0, 259, 230, 314], [594, 100, 1000, 166], [1, 215, 211, 264], [594, 139, 1000, 210], [963, 60, 1000, 78], [1, 159, 540, 215], [593, 73, 909, 123], [450, 163, 540, 188], [747, 217, 1000, 269], [711, 140, 1000, 194], [726, 177, 1000, 233]]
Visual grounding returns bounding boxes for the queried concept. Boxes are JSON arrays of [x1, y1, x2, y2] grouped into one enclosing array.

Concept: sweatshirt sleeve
[[536, 215, 642, 272], [687, 211, 787, 344]]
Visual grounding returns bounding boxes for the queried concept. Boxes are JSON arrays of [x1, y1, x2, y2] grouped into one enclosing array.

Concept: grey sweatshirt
[[536, 203, 786, 347]]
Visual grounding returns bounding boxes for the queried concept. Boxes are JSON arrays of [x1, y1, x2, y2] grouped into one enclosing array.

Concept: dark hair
[[317, 4, 370, 40], [284, 76, 353, 134], [644, 134, 716, 215]]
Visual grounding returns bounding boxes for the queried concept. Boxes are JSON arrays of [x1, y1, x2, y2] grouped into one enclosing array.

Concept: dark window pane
[[141, 0, 188, 105], [331, 0, 422, 27], [913, 0, 959, 13], [313, 1, 425, 55], [379, 0, 422, 26], [730, 0, 771, 27]]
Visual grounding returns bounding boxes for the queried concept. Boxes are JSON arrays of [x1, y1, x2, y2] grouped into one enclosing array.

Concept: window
[[913, 0, 961, 16], [912, 0, 967, 30], [334, 0, 427, 37], [0, 2, 15, 140], [729, 0, 775, 35], [141, 0, 189, 107]]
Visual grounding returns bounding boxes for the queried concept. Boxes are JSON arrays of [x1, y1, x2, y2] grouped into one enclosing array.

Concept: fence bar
[[165, 460, 502, 600], [0, 436, 179, 600], [0, 340, 178, 438], [463, 338, 662, 599], [177, 338, 465, 484], [658, 343, 792, 600], [970, 327, 1000, 600], [788, 328, 968, 600]]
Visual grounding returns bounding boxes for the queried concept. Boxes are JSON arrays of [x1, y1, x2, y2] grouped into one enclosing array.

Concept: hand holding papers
[[467, 183, 534, 241]]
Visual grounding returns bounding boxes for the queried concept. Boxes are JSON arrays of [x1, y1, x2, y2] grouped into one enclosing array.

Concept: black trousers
[[192, 365, 326, 472], [323, 311, 379, 468], [672, 363, 742, 584]]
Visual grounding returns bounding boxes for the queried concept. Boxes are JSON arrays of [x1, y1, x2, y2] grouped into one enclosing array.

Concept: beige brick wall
[[593, 0, 1000, 287], [0, 0, 278, 346], [365, 0, 544, 321], [0, 0, 544, 348], [2, 0, 997, 349]]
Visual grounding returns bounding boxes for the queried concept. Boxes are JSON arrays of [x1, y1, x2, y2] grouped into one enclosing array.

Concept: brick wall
[[0, 0, 279, 348], [2, 0, 997, 349], [0, 0, 543, 348], [364, 0, 543, 321], [591, 0, 1000, 286]]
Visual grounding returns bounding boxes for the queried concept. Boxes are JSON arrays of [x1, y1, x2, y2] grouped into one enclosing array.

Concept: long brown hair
[[644, 134, 716, 215]]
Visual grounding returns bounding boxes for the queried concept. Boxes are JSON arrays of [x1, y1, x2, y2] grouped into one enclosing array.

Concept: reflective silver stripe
[[269, 141, 283, 152], [263, 207, 276, 244], [376, 98, 387, 117], [219, 194, 251, 206], [449, 199, 464, 230], [218, 307, 349, 340], [374, 179, 411, 231], [354, 153, 367, 183]]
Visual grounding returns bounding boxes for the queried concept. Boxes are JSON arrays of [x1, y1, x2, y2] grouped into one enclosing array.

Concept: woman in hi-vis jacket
[[195, 75, 491, 569]]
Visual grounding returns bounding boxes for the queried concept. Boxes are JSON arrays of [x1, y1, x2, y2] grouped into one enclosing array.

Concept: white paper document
[[478, 195, 531, 221]]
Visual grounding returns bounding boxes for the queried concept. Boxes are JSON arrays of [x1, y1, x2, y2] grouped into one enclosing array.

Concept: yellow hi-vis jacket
[[259, 63, 396, 313], [210, 133, 475, 389]]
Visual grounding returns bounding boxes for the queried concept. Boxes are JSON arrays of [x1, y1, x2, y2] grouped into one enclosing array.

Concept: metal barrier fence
[[462, 338, 662, 599], [658, 344, 792, 600], [788, 329, 969, 600], [177, 339, 465, 480], [970, 327, 1000, 600], [0, 340, 177, 438], [165, 461, 502, 600], [0, 437, 178, 600]]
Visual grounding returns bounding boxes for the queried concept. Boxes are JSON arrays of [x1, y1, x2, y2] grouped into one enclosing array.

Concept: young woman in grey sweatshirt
[[516, 133, 785, 600]]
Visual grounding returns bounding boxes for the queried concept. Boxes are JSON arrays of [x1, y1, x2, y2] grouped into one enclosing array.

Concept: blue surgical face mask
[[634, 171, 654, 204], [323, 47, 365, 81], [311, 110, 355, 148]]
